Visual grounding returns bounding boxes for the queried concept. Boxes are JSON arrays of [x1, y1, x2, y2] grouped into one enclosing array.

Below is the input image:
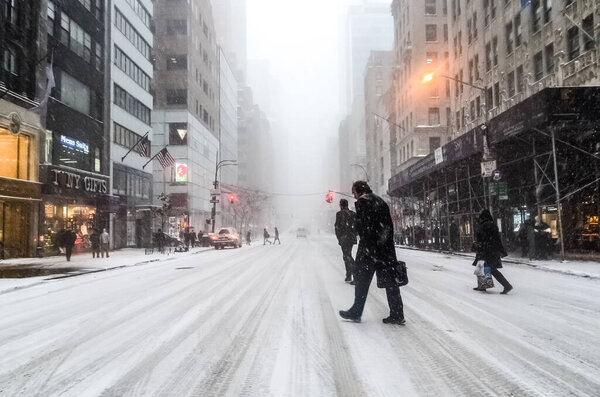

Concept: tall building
[[346, 1, 394, 108], [390, 0, 452, 173], [364, 50, 394, 196], [109, 0, 154, 249], [388, 0, 600, 253], [0, 0, 44, 258], [152, 0, 220, 236], [212, 0, 247, 81], [339, 0, 394, 190], [41, 0, 111, 256]]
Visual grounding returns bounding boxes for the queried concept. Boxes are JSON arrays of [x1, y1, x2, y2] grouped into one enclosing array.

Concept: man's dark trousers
[[65, 245, 73, 261], [340, 243, 354, 280], [350, 260, 403, 319]]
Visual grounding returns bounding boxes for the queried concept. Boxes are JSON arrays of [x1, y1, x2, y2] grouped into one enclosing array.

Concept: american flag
[[135, 135, 151, 157], [156, 147, 175, 168]]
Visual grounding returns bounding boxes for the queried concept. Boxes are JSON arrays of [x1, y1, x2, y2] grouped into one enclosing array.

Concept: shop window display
[[43, 203, 97, 255], [0, 129, 31, 180]]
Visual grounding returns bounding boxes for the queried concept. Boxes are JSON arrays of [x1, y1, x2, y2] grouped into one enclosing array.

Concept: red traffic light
[[228, 194, 236, 203], [326, 191, 334, 203]]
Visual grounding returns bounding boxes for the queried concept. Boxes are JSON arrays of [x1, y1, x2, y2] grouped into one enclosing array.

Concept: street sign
[[499, 182, 508, 200], [434, 147, 444, 165], [210, 189, 221, 196], [210, 198, 219, 204], [481, 160, 497, 177], [492, 169, 502, 181]]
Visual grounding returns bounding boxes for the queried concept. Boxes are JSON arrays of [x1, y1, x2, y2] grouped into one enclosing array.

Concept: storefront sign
[[51, 168, 108, 193], [175, 163, 188, 182], [60, 135, 89, 154]]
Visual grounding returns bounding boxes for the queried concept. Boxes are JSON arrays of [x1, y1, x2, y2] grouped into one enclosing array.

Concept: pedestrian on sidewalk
[[527, 220, 536, 260], [472, 209, 513, 294], [335, 198, 357, 284], [60, 228, 77, 262], [273, 227, 281, 245], [100, 228, 110, 258], [263, 228, 272, 245], [156, 229, 166, 254], [339, 181, 405, 325], [90, 229, 100, 258]]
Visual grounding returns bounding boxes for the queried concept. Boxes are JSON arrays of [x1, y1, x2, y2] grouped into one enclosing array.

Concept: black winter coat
[[355, 193, 396, 268], [335, 209, 357, 246], [474, 219, 506, 268]]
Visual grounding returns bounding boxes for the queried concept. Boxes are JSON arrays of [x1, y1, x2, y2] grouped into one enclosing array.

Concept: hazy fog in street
[[246, 0, 390, 227]]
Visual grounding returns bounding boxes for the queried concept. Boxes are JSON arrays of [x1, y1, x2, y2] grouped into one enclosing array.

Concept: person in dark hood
[[473, 209, 513, 294], [335, 198, 357, 284], [339, 181, 405, 324]]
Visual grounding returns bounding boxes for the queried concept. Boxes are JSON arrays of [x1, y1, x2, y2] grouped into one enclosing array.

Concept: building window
[[545, 43, 554, 74], [113, 123, 150, 157], [494, 82, 500, 107], [485, 42, 491, 71], [533, 51, 544, 80], [514, 14, 522, 47], [567, 27, 580, 60], [425, 0, 436, 15], [476, 96, 481, 117], [516, 65, 524, 93], [429, 137, 441, 153], [532, 0, 542, 32], [115, 8, 151, 60], [166, 54, 187, 70], [47, 1, 55, 35], [0, 130, 31, 180], [169, 123, 188, 145], [166, 89, 187, 105], [94, 43, 102, 71], [486, 87, 493, 109], [114, 84, 151, 124], [61, 71, 90, 115], [5, 0, 17, 25], [60, 14, 92, 62], [470, 100, 475, 121], [77, 0, 91, 11], [425, 24, 437, 42], [167, 19, 187, 35], [505, 22, 513, 53], [473, 12, 478, 39], [583, 15, 594, 51], [492, 36, 498, 66], [443, 24, 448, 42], [428, 108, 440, 125], [468, 59, 473, 84], [467, 19, 472, 44], [443, 0, 447, 14], [114, 46, 150, 91], [2, 47, 17, 75], [124, 0, 151, 29], [507, 71, 515, 97], [94, 147, 101, 173], [474, 54, 480, 80]]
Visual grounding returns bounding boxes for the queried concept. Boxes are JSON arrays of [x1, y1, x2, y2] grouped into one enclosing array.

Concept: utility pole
[[551, 128, 566, 261]]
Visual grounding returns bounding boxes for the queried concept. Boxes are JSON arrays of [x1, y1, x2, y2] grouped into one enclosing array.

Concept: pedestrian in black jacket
[[334, 199, 357, 283], [473, 209, 513, 294], [339, 181, 405, 324]]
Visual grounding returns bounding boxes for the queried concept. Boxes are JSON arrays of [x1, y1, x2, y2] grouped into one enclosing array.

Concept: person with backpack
[[335, 198, 357, 284]]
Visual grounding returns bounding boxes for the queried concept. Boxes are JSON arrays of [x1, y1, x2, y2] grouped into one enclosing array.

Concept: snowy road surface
[[1, 236, 599, 396]]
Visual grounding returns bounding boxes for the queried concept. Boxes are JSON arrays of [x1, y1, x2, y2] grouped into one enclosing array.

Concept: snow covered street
[[1, 235, 599, 396]]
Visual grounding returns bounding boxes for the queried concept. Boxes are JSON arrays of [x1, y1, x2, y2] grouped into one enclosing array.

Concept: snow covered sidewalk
[[0, 247, 212, 294], [397, 245, 600, 279]]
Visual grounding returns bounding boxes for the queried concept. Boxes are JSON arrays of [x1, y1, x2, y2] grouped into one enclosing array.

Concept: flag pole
[[121, 130, 150, 162], [143, 144, 168, 169]]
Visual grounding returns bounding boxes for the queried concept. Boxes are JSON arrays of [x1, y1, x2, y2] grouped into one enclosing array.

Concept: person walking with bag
[[472, 209, 513, 294], [263, 228, 272, 245], [339, 181, 405, 325], [334, 198, 357, 284]]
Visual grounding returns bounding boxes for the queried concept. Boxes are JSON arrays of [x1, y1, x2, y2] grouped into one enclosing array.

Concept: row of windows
[[48, 2, 102, 71], [113, 165, 151, 198], [114, 45, 150, 91], [115, 8, 150, 60], [113, 122, 150, 157], [114, 84, 151, 125], [123, 0, 151, 29], [75, 0, 102, 20]]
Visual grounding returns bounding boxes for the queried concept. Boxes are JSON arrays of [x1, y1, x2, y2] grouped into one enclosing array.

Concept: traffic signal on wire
[[326, 191, 334, 203], [229, 194, 236, 203]]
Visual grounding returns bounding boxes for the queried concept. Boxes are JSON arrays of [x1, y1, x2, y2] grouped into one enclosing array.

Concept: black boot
[[382, 316, 405, 325], [339, 310, 361, 323]]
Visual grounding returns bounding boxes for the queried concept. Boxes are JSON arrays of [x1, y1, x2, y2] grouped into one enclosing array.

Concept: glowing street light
[[422, 72, 434, 83]]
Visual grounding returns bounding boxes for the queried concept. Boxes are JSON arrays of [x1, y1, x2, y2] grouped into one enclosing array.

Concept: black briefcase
[[376, 260, 409, 288]]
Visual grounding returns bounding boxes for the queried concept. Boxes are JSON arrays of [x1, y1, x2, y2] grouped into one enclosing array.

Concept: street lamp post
[[423, 72, 493, 213], [350, 163, 369, 182], [211, 159, 237, 233]]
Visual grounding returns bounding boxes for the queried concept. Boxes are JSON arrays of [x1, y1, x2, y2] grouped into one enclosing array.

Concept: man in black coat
[[334, 199, 357, 283], [339, 181, 405, 325], [473, 209, 513, 294]]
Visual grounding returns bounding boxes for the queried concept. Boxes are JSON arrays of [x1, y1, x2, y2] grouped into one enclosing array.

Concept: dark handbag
[[376, 260, 409, 288]]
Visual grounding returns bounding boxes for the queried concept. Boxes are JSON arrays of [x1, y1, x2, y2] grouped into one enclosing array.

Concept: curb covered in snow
[[395, 245, 600, 280]]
